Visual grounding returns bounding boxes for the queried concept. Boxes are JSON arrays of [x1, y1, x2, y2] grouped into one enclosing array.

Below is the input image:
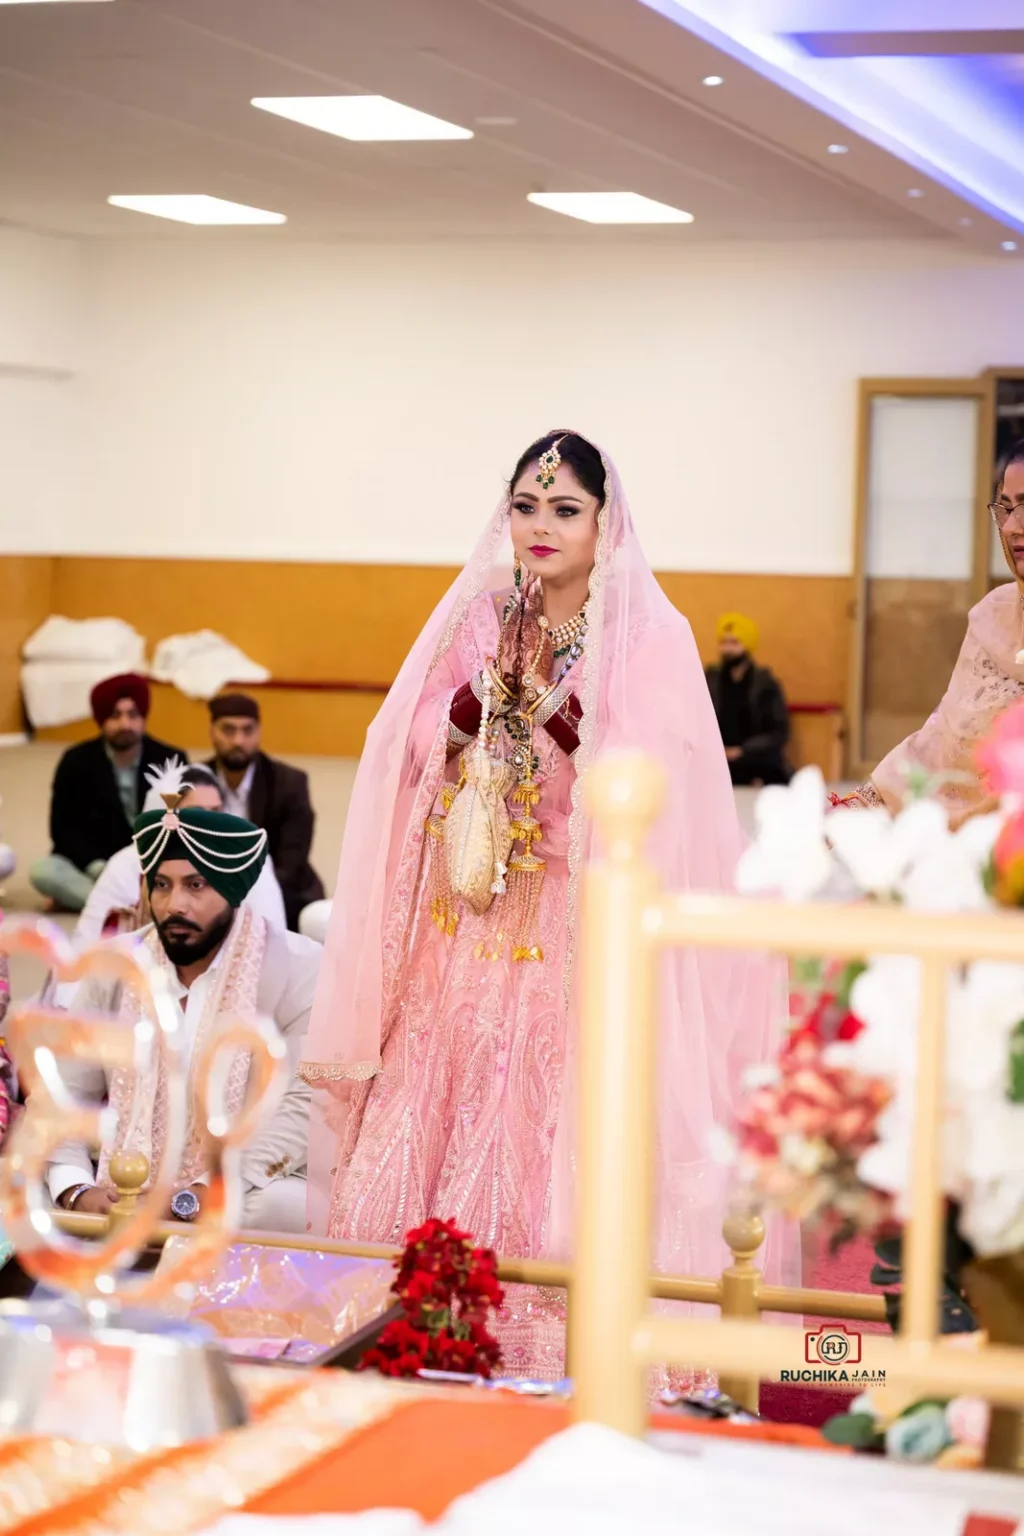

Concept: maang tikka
[[535, 437, 564, 491]]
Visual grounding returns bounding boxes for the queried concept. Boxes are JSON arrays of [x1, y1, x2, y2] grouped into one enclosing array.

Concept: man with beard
[[45, 801, 319, 1231], [30, 674, 185, 911], [704, 613, 792, 787], [206, 693, 324, 931]]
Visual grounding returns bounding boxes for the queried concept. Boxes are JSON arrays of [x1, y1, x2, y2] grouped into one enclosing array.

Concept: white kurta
[[46, 921, 320, 1232]]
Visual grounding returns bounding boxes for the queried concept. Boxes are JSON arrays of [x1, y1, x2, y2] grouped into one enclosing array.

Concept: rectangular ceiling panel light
[[527, 192, 693, 224], [251, 95, 473, 142], [107, 195, 286, 225]]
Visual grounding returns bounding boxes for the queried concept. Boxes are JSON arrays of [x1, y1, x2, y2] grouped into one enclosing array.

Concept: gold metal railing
[[54, 1194, 886, 1331], [571, 752, 1024, 1449]]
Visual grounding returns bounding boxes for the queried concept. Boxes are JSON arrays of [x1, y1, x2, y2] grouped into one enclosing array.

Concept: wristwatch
[[170, 1188, 201, 1223]]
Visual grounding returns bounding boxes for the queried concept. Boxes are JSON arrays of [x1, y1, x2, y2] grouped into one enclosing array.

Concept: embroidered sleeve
[[540, 690, 582, 758]]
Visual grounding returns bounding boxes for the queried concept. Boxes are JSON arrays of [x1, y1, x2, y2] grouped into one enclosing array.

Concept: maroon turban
[[209, 692, 261, 723], [90, 672, 150, 726]]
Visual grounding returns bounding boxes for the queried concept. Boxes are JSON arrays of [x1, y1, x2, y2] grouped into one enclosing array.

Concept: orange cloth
[[244, 1396, 842, 1522]]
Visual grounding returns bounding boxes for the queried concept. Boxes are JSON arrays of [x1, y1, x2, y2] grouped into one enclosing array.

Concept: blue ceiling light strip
[[636, 0, 1024, 234]]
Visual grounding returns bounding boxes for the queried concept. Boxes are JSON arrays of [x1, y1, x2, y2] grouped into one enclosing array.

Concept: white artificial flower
[[898, 814, 996, 913], [735, 766, 833, 903], [706, 1124, 738, 1166], [740, 1063, 781, 1092], [846, 957, 923, 1080], [959, 1171, 1024, 1256], [827, 799, 945, 899], [780, 1134, 826, 1175], [851, 955, 1024, 1255], [948, 964, 1024, 1096]]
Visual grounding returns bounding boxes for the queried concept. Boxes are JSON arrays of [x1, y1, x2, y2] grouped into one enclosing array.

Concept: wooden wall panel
[[862, 577, 969, 766], [32, 558, 852, 764], [35, 683, 384, 759], [50, 559, 460, 687], [0, 556, 53, 735], [658, 572, 851, 706], [50, 559, 850, 703]]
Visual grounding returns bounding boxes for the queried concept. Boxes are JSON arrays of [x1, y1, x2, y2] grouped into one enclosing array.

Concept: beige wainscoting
[[11, 557, 850, 768]]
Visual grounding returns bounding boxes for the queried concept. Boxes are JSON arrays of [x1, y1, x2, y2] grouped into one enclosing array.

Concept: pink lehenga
[[302, 436, 798, 1377]]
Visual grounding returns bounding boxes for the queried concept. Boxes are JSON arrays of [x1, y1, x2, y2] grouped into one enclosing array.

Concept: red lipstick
[[529, 545, 558, 557]]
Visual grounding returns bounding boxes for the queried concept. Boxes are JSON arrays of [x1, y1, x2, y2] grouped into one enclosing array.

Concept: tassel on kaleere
[[425, 778, 462, 937], [507, 773, 546, 963]]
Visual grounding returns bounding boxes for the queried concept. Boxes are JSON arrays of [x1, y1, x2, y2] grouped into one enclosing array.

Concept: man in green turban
[[46, 801, 322, 1232]]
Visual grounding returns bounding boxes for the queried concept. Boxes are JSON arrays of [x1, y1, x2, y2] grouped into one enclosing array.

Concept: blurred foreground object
[[0, 915, 286, 1449]]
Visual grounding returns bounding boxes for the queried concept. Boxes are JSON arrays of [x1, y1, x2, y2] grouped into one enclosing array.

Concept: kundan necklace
[[548, 601, 589, 661]]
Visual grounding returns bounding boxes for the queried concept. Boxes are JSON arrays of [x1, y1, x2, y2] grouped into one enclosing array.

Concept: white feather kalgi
[[141, 756, 188, 814]]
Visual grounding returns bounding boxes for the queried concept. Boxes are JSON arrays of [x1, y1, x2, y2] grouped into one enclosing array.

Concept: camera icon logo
[[804, 1324, 862, 1365]]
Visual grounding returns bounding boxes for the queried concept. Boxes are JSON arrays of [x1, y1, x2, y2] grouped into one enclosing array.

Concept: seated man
[[30, 673, 185, 912], [71, 759, 287, 948], [46, 800, 319, 1232], [704, 613, 792, 787], [206, 693, 325, 931]]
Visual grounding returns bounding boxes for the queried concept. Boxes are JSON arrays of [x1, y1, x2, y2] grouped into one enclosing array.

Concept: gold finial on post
[[108, 1151, 150, 1227], [719, 1202, 766, 1412], [573, 752, 666, 1435]]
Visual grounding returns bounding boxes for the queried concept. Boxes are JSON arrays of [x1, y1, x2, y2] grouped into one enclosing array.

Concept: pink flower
[[945, 1397, 989, 1450], [977, 700, 1024, 796]]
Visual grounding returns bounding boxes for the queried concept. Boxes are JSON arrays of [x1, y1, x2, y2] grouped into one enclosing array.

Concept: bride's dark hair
[[510, 431, 606, 507]]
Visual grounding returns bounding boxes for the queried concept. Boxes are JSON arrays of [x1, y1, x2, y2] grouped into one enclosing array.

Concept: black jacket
[[704, 662, 790, 758], [49, 733, 187, 872], [208, 751, 325, 930]]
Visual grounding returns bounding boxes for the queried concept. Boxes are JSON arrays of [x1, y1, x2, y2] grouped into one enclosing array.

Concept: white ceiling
[[0, 0, 1011, 245]]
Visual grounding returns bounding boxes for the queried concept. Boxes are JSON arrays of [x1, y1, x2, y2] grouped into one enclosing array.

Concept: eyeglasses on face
[[989, 501, 1024, 529]]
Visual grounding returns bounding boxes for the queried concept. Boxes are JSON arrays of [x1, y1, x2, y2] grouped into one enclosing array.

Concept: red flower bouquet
[[731, 960, 893, 1245], [359, 1217, 504, 1379]]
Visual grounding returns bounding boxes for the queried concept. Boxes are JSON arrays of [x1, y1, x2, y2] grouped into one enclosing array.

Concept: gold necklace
[[547, 602, 589, 658]]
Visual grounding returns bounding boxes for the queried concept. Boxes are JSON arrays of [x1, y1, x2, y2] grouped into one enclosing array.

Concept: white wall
[[0, 227, 84, 554], [6, 234, 1024, 574]]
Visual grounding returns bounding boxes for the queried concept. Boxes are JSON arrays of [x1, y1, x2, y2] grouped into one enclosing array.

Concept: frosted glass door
[[858, 393, 980, 769]]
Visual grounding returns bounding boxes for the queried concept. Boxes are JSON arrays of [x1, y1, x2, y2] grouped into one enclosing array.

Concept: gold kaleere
[[425, 774, 461, 935], [506, 744, 546, 964]]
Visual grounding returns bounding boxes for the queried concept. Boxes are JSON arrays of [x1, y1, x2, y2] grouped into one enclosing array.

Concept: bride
[[302, 431, 794, 1369]]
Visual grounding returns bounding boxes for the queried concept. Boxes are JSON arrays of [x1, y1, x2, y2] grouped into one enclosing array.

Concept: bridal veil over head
[[304, 434, 793, 1286]]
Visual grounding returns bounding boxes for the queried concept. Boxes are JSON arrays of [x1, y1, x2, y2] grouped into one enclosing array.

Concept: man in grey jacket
[[46, 800, 321, 1232]]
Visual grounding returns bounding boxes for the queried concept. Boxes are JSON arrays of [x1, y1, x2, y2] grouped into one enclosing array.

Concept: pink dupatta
[[302, 438, 795, 1289], [871, 521, 1024, 818]]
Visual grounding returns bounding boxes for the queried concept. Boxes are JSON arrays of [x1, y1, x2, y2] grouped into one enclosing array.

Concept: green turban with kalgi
[[133, 806, 268, 908]]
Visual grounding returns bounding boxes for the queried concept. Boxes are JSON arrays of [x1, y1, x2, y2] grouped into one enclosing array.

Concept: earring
[[514, 554, 523, 591]]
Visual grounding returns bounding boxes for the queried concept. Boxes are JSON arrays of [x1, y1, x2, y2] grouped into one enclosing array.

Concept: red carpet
[[759, 1230, 887, 1427]]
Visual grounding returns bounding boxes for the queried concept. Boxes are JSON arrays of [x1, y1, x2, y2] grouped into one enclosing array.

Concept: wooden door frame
[[847, 374, 993, 780], [978, 367, 1024, 592]]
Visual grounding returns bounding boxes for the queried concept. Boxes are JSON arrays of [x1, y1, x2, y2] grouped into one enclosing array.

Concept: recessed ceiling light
[[907, 188, 925, 198], [251, 95, 473, 142], [959, 216, 974, 227], [474, 115, 518, 128], [527, 192, 693, 225], [1002, 240, 1018, 252], [107, 195, 286, 226], [702, 75, 724, 87], [827, 144, 849, 155]]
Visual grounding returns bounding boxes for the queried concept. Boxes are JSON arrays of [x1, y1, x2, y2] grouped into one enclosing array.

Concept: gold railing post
[[718, 1204, 765, 1412], [573, 753, 665, 1435], [901, 956, 945, 1345], [108, 1151, 150, 1230]]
